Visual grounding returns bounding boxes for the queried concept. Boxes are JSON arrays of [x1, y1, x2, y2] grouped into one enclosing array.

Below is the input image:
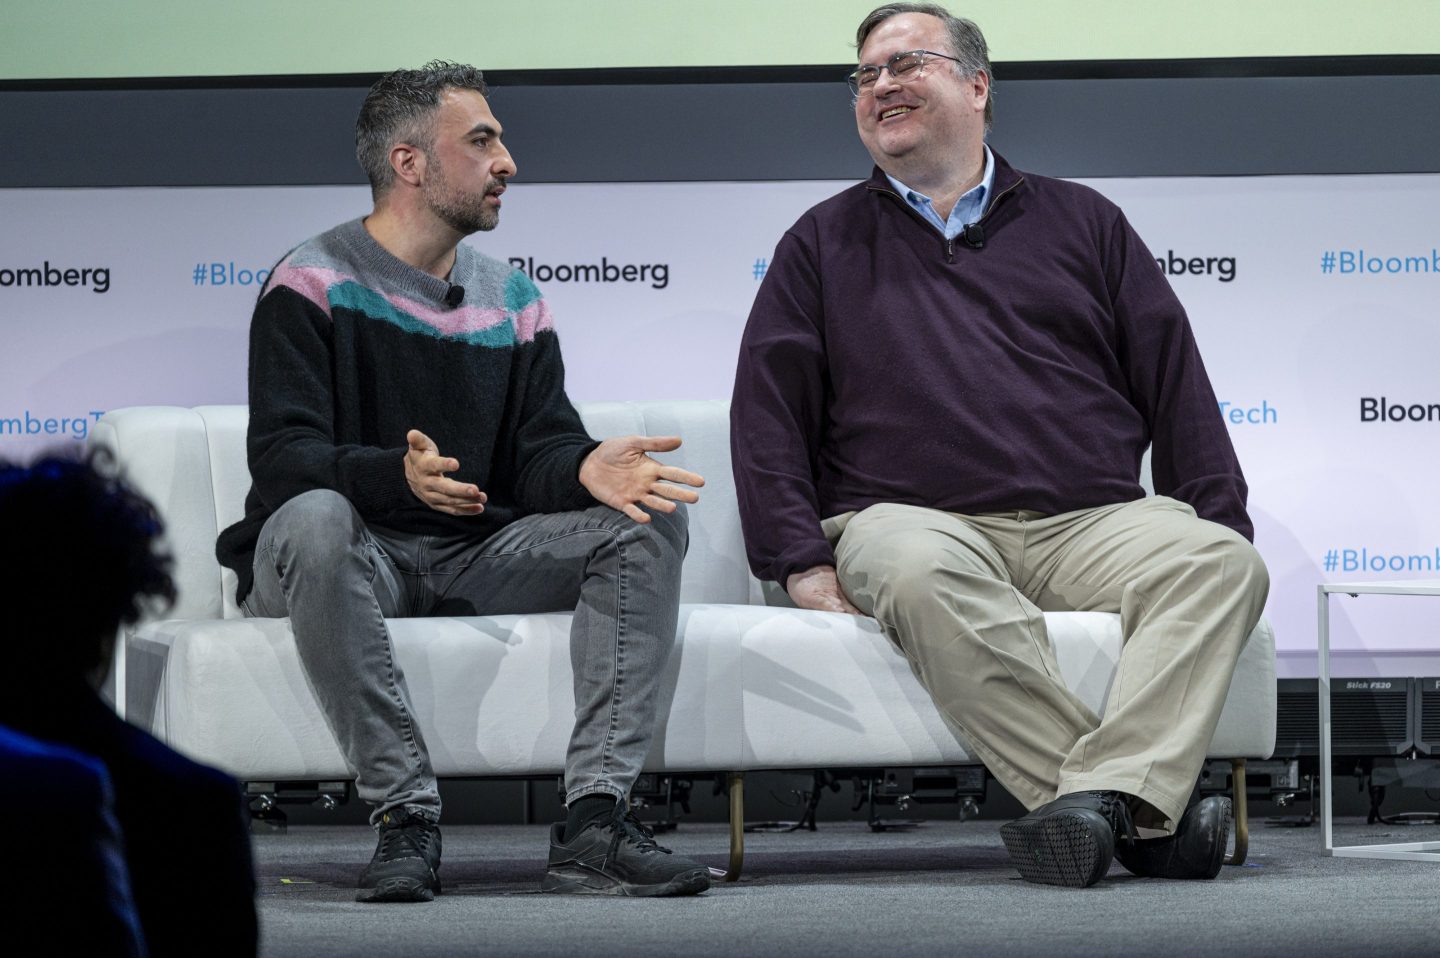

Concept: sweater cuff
[[560, 440, 604, 511], [350, 448, 412, 517]]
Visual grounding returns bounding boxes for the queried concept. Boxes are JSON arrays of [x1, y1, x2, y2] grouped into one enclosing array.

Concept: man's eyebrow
[[464, 122, 501, 140]]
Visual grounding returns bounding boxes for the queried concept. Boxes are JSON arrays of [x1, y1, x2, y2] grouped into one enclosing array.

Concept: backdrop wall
[[2, 20, 1439, 666]]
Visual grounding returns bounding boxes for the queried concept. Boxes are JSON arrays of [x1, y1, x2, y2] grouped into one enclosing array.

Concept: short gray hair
[[355, 60, 489, 198], [855, 3, 993, 130]]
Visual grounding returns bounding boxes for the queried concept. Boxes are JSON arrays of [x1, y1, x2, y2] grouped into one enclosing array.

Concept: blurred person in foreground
[[0, 453, 257, 955], [0, 723, 147, 956]]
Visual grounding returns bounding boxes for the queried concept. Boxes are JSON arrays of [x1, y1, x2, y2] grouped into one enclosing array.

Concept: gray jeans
[[242, 488, 688, 825]]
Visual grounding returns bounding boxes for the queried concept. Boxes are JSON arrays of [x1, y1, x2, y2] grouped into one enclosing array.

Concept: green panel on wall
[[3, 0, 1439, 81]]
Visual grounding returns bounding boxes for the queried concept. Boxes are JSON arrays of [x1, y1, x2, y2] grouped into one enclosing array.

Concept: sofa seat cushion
[[129, 607, 745, 780], [738, 610, 1276, 768], [126, 605, 1273, 781]]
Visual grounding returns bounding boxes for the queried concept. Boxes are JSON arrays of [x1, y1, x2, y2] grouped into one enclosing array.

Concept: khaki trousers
[[830, 496, 1269, 830]]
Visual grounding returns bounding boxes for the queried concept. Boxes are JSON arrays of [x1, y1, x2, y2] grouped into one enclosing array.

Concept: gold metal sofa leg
[[1226, 758, 1249, 866], [724, 771, 744, 881]]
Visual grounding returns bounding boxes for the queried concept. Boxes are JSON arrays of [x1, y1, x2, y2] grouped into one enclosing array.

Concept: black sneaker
[[1114, 795, 1230, 880], [356, 807, 442, 903], [1000, 791, 1135, 888], [541, 803, 711, 897]]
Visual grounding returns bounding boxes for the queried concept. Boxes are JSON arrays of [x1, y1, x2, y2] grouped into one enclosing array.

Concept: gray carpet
[[253, 818, 1440, 957]]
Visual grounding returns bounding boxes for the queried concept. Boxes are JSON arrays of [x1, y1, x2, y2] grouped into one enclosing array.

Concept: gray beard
[[423, 159, 501, 235], [429, 190, 498, 235]]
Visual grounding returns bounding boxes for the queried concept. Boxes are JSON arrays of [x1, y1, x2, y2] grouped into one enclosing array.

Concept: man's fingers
[[794, 593, 833, 613], [407, 430, 459, 474], [620, 501, 652, 523], [415, 455, 460, 475], [652, 482, 700, 504], [428, 492, 486, 509], [427, 477, 484, 501], [830, 583, 863, 615], [632, 435, 682, 453], [434, 502, 485, 516], [656, 466, 704, 488], [817, 593, 861, 615], [785, 564, 864, 616], [640, 494, 676, 513]]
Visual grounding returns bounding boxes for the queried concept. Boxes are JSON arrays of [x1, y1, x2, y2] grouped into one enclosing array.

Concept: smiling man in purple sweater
[[731, 4, 1270, 888]]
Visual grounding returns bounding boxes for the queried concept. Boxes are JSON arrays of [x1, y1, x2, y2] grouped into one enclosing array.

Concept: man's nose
[[872, 66, 903, 97], [495, 144, 517, 179]]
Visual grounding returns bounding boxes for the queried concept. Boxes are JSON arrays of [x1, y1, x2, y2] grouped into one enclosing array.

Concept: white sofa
[[92, 401, 1276, 876]]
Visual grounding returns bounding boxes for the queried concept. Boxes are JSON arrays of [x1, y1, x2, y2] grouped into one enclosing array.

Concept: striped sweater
[[217, 218, 597, 604]]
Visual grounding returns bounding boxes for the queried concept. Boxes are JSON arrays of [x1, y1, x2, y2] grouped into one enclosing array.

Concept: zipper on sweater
[[870, 184, 956, 261], [977, 175, 1024, 227], [870, 176, 1025, 262]]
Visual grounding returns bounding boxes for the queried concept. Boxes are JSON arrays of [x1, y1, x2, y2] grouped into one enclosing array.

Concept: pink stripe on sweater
[[268, 264, 343, 316], [513, 299, 554, 343]]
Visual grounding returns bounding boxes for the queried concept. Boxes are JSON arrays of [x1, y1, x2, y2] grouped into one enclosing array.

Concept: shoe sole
[[1000, 810, 1113, 888], [355, 875, 440, 903], [540, 866, 711, 897]]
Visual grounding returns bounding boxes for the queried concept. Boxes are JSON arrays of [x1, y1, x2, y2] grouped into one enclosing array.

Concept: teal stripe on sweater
[[329, 281, 517, 348], [504, 270, 544, 314]]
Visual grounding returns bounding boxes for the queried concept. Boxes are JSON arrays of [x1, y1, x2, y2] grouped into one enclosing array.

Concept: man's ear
[[970, 70, 990, 112], [389, 143, 426, 189]]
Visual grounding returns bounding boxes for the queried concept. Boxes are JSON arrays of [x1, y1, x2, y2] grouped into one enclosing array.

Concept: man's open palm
[[579, 436, 704, 523]]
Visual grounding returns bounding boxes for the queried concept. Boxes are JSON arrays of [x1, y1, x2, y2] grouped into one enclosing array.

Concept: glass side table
[[1318, 580, 1440, 861]]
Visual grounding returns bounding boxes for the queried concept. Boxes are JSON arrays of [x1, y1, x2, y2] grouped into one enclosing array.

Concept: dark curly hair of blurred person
[[0, 450, 176, 682]]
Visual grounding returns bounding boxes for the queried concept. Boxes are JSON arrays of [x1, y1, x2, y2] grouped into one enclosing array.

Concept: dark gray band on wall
[[3, 62, 1438, 187]]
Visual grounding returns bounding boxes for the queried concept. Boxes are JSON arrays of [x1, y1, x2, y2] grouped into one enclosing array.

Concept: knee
[[605, 504, 687, 600], [1228, 537, 1270, 601], [838, 513, 962, 617], [838, 505, 944, 583], [265, 489, 365, 568], [1195, 529, 1270, 599], [838, 505, 912, 575], [634, 501, 689, 558]]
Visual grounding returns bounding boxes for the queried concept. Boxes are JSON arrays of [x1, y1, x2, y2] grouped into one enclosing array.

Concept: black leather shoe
[[1000, 792, 1124, 888], [1114, 795, 1231, 879]]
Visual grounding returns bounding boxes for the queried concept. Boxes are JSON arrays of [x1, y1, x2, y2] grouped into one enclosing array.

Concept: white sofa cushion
[[96, 402, 1276, 784], [130, 606, 746, 780], [738, 609, 1276, 768], [125, 605, 1273, 781]]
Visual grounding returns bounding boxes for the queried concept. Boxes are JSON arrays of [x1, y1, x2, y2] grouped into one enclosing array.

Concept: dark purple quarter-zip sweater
[[731, 152, 1252, 588]]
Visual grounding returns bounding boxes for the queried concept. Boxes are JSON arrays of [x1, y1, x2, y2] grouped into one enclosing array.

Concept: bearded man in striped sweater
[[217, 62, 709, 902]]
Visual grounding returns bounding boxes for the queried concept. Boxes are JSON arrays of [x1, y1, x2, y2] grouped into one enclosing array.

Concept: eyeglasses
[[847, 49, 963, 97]]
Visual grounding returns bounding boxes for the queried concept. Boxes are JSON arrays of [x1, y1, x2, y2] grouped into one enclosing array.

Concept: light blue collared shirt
[[885, 145, 995, 241]]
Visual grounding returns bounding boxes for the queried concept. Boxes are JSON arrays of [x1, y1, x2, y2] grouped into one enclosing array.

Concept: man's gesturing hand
[[579, 436, 704, 523], [405, 430, 486, 516], [786, 565, 862, 615]]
